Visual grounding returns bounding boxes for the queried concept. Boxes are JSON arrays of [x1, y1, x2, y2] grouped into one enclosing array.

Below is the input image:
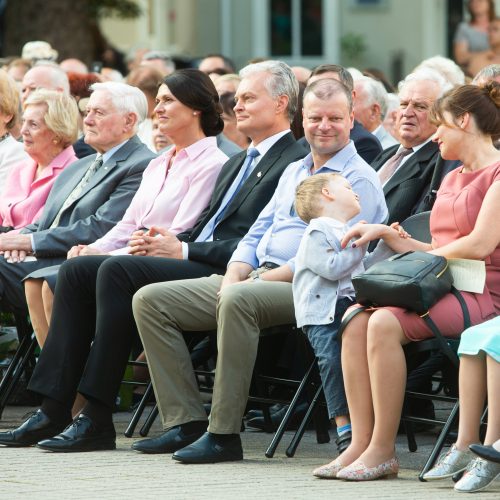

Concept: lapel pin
[[257, 171, 262, 178]]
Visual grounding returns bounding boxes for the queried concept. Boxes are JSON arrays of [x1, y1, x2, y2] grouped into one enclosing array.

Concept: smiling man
[[129, 78, 387, 464], [371, 68, 454, 223]]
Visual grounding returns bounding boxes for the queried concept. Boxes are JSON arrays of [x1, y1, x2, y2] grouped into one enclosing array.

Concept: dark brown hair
[[164, 69, 224, 136], [310, 64, 353, 91], [468, 0, 496, 22], [430, 82, 500, 139]]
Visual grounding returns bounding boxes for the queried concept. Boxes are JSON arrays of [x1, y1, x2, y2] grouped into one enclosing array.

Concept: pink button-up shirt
[[90, 136, 228, 254], [0, 145, 77, 229]]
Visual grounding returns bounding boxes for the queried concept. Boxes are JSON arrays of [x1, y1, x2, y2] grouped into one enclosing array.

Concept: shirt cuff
[[181, 241, 189, 260], [30, 234, 36, 253]]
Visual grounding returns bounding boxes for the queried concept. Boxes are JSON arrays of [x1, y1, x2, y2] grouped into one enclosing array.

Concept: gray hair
[[31, 62, 70, 94], [414, 56, 465, 86], [239, 60, 298, 122], [398, 68, 453, 98], [472, 64, 500, 84], [303, 78, 353, 112], [355, 76, 389, 118], [89, 81, 148, 128], [142, 51, 176, 72]]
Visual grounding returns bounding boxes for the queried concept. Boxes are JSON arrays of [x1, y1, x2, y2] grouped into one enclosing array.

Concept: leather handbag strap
[[338, 306, 367, 341], [420, 287, 469, 369]]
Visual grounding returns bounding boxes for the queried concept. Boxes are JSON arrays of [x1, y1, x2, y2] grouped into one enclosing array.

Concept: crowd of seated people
[[0, 36, 499, 495]]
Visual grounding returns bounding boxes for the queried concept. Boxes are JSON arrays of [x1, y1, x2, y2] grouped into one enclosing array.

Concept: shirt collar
[[407, 136, 432, 154], [301, 140, 358, 174], [176, 136, 218, 161], [102, 139, 129, 163], [249, 129, 290, 161]]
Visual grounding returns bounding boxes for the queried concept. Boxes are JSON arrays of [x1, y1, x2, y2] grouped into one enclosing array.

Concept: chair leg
[[419, 401, 460, 481], [124, 382, 154, 438], [0, 334, 37, 418], [140, 404, 159, 437], [285, 384, 323, 457], [404, 420, 418, 452], [265, 359, 317, 458]]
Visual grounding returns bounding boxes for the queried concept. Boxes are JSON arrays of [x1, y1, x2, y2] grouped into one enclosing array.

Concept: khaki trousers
[[132, 273, 295, 434]]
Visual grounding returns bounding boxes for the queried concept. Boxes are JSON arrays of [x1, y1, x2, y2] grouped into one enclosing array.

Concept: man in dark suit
[[371, 69, 459, 224], [0, 61, 307, 451], [297, 64, 383, 164], [0, 81, 155, 318]]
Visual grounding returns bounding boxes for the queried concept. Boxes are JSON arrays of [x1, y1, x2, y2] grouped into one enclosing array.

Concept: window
[[270, 0, 323, 57]]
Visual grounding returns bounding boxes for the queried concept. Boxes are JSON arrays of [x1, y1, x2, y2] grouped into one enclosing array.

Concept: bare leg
[[339, 309, 374, 466], [356, 309, 409, 467], [484, 354, 500, 446], [41, 281, 54, 328], [455, 354, 487, 449], [24, 279, 49, 347]]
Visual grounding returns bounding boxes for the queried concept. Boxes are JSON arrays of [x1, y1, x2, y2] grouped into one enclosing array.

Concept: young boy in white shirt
[[293, 173, 365, 478]]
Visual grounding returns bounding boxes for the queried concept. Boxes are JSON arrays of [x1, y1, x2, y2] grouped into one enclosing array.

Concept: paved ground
[[0, 406, 498, 499]]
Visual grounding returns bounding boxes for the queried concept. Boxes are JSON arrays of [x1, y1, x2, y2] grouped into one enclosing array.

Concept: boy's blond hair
[[294, 173, 343, 224]]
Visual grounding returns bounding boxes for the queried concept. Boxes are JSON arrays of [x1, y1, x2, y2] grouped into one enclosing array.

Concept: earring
[[52, 139, 59, 144], [193, 111, 198, 116]]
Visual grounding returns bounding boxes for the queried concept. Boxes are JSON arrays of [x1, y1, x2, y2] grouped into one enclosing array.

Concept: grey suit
[[0, 135, 155, 315], [216, 133, 242, 158]]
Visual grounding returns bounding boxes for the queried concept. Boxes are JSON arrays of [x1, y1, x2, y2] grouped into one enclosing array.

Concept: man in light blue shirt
[[131, 78, 388, 464]]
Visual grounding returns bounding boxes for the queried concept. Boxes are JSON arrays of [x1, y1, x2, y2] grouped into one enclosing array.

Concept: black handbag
[[352, 251, 453, 315], [344, 251, 469, 368]]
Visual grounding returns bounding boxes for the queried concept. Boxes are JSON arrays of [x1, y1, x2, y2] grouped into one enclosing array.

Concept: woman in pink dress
[[0, 89, 78, 230], [313, 82, 500, 481]]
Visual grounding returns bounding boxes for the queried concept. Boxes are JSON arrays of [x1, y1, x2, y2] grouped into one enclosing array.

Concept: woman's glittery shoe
[[312, 458, 345, 479], [422, 444, 474, 481], [336, 456, 399, 481], [454, 457, 500, 493]]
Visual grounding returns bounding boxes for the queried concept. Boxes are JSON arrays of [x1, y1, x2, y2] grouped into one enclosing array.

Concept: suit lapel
[[218, 133, 295, 223], [372, 145, 398, 172], [383, 141, 438, 195]]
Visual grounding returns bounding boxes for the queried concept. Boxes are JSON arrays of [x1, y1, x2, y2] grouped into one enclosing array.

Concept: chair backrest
[[400, 211, 431, 243]]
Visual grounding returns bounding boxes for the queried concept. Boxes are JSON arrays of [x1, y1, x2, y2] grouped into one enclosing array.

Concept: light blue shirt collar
[[101, 139, 129, 164]]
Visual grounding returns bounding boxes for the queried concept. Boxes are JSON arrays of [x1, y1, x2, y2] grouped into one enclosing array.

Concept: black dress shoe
[[244, 403, 284, 421], [132, 424, 205, 454], [469, 444, 500, 464], [0, 409, 68, 447], [172, 432, 243, 463], [37, 414, 116, 452]]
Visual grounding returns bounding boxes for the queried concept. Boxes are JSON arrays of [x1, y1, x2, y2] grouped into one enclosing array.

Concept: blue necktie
[[195, 147, 260, 242]]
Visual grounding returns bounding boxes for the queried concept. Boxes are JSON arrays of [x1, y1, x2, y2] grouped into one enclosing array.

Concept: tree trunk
[[3, 0, 96, 66]]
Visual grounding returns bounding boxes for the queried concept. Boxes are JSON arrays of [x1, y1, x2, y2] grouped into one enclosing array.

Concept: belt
[[261, 261, 279, 270]]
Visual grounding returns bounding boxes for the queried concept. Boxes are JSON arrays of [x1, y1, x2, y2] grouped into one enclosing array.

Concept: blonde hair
[[295, 173, 343, 224], [24, 89, 79, 146], [0, 69, 21, 130]]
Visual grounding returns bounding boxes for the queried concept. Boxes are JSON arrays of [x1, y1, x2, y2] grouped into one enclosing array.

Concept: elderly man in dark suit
[[0, 61, 306, 452], [0, 81, 155, 318], [372, 68, 459, 224]]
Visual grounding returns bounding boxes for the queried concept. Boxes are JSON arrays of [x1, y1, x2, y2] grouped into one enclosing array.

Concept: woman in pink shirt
[[25, 69, 228, 347], [0, 89, 78, 231]]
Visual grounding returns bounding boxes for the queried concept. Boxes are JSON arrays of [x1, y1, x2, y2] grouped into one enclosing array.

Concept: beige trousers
[[132, 273, 295, 434]]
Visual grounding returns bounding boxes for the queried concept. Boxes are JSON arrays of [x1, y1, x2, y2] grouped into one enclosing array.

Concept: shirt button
[[316, 294, 320, 298]]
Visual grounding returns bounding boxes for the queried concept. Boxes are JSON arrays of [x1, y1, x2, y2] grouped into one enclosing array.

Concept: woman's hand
[[340, 222, 389, 249]]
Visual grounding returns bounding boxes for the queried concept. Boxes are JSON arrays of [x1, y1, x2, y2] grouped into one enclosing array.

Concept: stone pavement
[[0, 406, 499, 500]]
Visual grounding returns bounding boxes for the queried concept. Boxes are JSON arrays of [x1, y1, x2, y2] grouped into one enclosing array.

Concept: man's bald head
[[21, 64, 69, 104]]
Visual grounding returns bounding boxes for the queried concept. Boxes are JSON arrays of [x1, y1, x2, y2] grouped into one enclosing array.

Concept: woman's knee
[[367, 309, 405, 353]]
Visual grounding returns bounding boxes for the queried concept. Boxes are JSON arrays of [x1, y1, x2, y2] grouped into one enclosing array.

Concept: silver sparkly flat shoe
[[423, 444, 475, 480], [454, 457, 500, 493]]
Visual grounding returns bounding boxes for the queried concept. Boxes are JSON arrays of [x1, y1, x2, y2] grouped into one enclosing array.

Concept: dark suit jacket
[[298, 120, 382, 164], [372, 141, 440, 224], [178, 132, 307, 267], [22, 135, 156, 257]]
